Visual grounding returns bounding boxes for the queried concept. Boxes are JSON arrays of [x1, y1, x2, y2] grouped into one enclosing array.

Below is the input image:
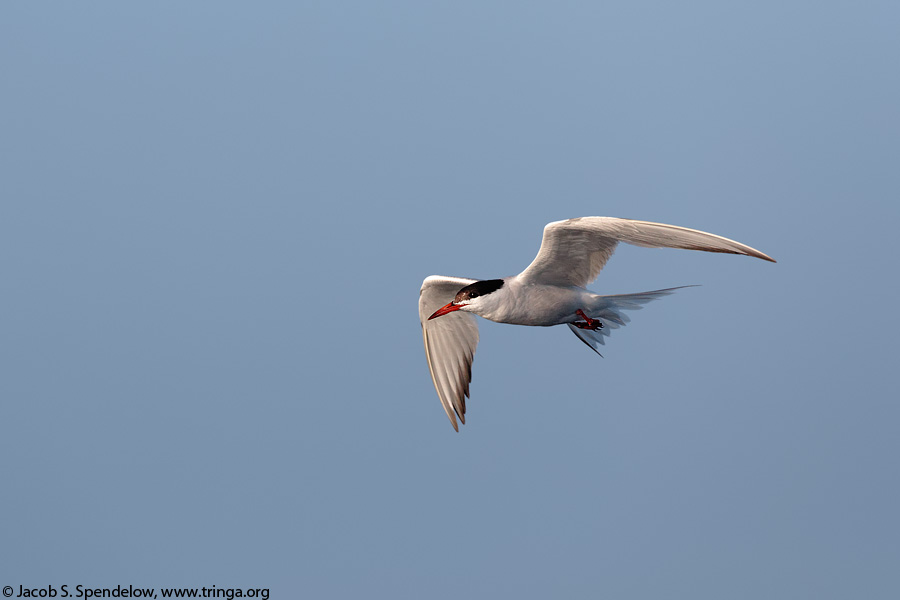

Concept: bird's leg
[[573, 309, 604, 330]]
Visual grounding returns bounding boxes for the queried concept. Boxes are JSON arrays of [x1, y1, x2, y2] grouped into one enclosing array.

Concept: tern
[[419, 216, 775, 431]]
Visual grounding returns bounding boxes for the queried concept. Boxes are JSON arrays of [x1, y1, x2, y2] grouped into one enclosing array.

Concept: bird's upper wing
[[419, 275, 480, 431], [517, 217, 776, 287]]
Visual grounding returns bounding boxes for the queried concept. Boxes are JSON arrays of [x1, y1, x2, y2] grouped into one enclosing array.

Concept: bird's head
[[428, 279, 505, 320]]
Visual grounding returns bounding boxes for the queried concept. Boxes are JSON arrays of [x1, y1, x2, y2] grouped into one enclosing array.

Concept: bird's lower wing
[[419, 276, 479, 431], [518, 217, 776, 287]]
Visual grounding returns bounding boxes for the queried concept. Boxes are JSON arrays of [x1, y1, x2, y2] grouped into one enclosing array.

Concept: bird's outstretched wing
[[419, 275, 479, 431], [518, 217, 775, 288]]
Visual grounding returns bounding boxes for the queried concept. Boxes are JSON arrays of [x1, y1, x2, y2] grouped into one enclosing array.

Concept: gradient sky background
[[2, 2, 898, 598]]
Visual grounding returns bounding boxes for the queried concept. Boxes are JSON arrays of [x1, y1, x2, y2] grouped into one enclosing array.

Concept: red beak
[[428, 302, 461, 320]]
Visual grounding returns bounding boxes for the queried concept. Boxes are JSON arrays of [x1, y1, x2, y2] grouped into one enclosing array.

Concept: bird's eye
[[470, 292, 479, 298]]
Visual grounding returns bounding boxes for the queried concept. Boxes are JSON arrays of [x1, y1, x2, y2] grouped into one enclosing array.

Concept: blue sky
[[2, 2, 898, 598]]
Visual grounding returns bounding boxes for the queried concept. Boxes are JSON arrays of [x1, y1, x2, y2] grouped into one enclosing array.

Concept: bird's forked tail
[[567, 286, 695, 355]]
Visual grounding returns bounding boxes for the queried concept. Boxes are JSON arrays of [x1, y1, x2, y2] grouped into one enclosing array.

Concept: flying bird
[[419, 216, 775, 431]]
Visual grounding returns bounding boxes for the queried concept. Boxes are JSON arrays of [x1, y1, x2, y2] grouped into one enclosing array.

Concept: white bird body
[[466, 278, 590, 326], [419, 216, 775, 431]]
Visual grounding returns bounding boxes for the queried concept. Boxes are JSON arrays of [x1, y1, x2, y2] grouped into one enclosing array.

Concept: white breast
[[473, 278, 591, 326]]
